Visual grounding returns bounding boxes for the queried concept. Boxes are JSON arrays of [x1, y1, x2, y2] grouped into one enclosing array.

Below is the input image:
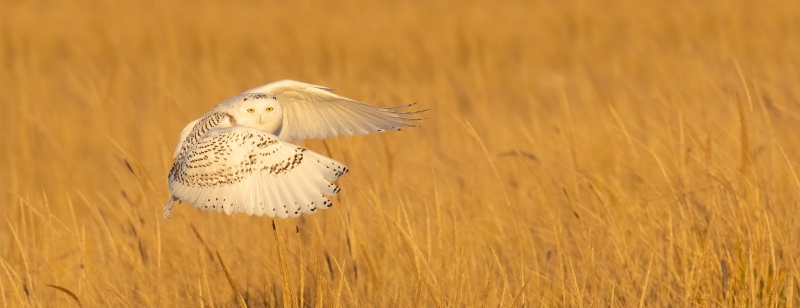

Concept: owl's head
[[226, 93, 284, 134]]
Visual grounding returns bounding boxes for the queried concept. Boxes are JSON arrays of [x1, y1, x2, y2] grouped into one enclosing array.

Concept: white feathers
[[164, 80, 423, 219], [173, 119, 199, 158], [243, 79, 426, 142], [166, 126, 347, 218]]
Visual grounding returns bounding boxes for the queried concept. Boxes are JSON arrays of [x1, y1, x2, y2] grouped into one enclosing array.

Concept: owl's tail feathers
[[163, 195, 179, 219]]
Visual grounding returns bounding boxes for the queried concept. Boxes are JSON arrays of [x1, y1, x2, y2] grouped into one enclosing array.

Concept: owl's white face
[[229, 94, 284, 134]]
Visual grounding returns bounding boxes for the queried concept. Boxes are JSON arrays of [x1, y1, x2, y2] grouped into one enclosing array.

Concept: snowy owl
[[163, 80, 424, 219]]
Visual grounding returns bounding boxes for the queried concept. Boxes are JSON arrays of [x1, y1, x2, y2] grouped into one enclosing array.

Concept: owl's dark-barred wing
[[243, 80, 426, 142], [164, 126, 348, 218]]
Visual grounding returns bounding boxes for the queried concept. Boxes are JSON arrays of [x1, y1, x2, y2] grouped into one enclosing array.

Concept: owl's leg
[[163, 195, 178, 219]]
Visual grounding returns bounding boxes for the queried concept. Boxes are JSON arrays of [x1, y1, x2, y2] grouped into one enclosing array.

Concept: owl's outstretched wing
[[164, 125, 348, 218], [243, 80, 426, 142]]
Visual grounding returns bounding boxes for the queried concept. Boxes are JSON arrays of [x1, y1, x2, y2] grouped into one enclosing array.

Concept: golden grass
[[2, 0, 800, 306]]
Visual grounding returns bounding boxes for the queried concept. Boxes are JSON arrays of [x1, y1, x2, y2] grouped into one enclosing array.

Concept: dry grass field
[[2, 0, 800, 306]]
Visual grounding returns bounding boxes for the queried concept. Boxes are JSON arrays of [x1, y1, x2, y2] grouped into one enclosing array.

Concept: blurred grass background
[[2, 0, 800, 306]]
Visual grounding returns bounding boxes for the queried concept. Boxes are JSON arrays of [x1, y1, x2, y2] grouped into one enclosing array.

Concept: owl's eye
[[246, 108, 255, 113], [267, 107, 274, 111]]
